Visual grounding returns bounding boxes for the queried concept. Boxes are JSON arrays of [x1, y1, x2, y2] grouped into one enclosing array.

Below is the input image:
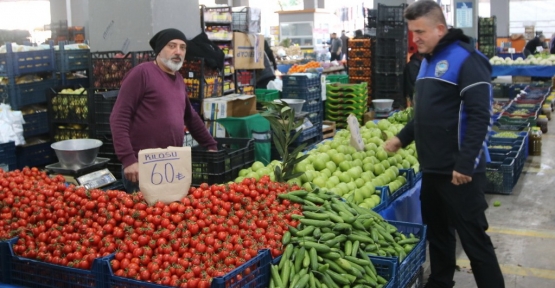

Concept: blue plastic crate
[[372, 186, 390, 213], [0, 142, 16, 171], [370, 221, 427, 288], [371, 256, 397, 288], [16, 141, 56, 169], [0, 44, 55, 77], [0, 238, 108, 288], [0, 79, 59, 110], [56, 45, 91, 72], [387, 169, 412, 203], [302, 98, 323, 113], [282, 87, 322, 101], [486, 157, 516, 194], [281, 74, 321, 89], [292, 125, 321, 145], [61, 76, 90, 88], [23, 111, 49, 138], [211, 249, 272, 288], [307, 110, 323, 125]]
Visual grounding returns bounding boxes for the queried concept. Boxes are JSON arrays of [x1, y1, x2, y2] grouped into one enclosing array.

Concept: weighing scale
[[373, 108, 392, 119], [45, 157, 118, 190]]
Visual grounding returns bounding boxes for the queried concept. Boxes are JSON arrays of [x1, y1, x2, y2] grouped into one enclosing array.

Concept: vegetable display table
[[492, 65, 555, 77]]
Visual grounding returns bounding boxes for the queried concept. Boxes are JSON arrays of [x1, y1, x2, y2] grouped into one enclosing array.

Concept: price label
[[508, 48, 515, 54], [536, 46, 543, 52], [347, 114, 365, 151], [139, 146, 192, 205]]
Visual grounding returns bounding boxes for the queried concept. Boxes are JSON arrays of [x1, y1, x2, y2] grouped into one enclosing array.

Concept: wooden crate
[[323, 120, 336, 139]]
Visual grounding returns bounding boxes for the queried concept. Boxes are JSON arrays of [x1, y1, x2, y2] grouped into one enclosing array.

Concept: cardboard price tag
[[347, 114, 364, 151], [320, 74, 327, 101], [138, 146, 192, 205], [507, 48, 516, 54]]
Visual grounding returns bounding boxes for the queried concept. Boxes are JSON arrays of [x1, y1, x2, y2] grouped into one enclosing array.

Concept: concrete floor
[[422, 116, 555, 287]]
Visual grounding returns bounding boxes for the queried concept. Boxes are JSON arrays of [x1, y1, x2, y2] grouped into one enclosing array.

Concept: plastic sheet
[[379, 180, 423, 224]]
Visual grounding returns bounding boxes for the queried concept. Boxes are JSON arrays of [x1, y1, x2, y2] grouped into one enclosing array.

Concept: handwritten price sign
[[139, 146, 192, 205]]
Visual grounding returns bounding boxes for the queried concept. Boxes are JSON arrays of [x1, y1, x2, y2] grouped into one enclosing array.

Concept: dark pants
[[121, 165, 139, 193], [330, 53, 341, 61], [421, 173, 504, 288]]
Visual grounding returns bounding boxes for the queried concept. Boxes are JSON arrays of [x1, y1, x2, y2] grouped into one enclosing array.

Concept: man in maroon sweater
[[110, 28, 218, 192]]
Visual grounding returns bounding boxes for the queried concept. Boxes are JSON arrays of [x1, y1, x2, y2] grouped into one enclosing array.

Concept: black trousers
[[421, 173, 504, 288]]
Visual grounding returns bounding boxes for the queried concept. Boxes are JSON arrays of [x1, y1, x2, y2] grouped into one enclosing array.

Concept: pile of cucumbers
[[273, 189, 421, 288]]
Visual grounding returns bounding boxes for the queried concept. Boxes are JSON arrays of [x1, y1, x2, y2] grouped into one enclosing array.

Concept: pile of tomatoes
[[0, 167, 302, 287]]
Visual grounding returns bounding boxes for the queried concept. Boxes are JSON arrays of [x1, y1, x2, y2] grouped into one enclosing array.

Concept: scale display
[[77, 169, 117, 190]]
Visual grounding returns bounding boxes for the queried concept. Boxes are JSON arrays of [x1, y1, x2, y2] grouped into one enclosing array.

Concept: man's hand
[[384, 136, 402, 153], [124, 162, 139, 183], [452, 171, 472, 186]]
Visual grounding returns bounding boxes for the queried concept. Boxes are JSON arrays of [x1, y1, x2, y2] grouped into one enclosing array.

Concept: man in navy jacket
[[384, 1, 505, 288]]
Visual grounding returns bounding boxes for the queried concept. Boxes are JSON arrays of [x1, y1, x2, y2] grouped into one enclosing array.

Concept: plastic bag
[[0, 104, 26, 145], [267, 79, 283, 91]]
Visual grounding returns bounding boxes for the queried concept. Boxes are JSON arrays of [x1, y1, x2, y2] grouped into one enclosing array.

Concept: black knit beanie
[[149, 28, 187, 55]]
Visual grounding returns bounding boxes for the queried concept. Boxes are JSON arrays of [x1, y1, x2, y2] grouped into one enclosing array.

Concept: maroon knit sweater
[[110, 62, 217, 168]]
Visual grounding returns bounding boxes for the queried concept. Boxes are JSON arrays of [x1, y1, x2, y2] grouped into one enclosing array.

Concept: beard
[[160, 55, 183, 72]]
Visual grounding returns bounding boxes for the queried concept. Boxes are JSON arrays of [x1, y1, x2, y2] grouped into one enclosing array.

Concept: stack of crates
[[90, 51, 155, 179], [374, 3, 408, 109], [325, 82, 368, 128], [0, 42, 58, 169], [48, 87, 92, 142], [347, 38, 374, 106], [281, 74, 324, 149], [56, 41, 91, 88]]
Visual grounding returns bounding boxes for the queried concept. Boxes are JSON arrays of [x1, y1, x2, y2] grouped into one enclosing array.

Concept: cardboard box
[[202, 94, 257, 121], [363, 111, 375, 124], [233, 32, 265, 69], [512, 76, 531, 83], [205, 120, 227, 138]]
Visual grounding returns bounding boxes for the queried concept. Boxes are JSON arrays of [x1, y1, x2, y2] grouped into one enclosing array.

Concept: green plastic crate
[[326, 74, 349, 84], [255, 89, 280, 102]]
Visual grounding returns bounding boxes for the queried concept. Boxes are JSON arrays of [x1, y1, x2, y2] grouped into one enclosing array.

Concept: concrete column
[[490, 0, 509, 36], [88, 0, 201, 52], [304, 0, 325, 9], [454, 0, 478, 39], [49, 0, 67, 22], [232, 0, 249, 7]]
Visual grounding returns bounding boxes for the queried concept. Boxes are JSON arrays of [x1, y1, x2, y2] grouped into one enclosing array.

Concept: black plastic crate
[[92, 91, 117, 138], [376, 38, 407, 56], [0, 79, 59, 110], [91, 51, 155, 89], [378, 3, 408, 22], [191, 138, 254, 186], [48, 88, 91, 124], [293, 124, 322, 145], [16, 140, 56, 169], [106, 162, 122, 180], [0, 142, 16, 171], [377, 24, 407, 38], [486, 157, 516, 194], [61, 74, 90, 87], [0, 43, 55, 77], [231, 7, 261, 34], [23, 110, 49, 138], [52, 125, 90, 141], [56, 44, 91, 72], [374, 90, 405, 109], [375, 73, 403, 92], [307, 110, 323, 125], [375, 56, 406, 74]]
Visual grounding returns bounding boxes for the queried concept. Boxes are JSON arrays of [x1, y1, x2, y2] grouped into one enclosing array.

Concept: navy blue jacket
[[397, 29, 492, 176]]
